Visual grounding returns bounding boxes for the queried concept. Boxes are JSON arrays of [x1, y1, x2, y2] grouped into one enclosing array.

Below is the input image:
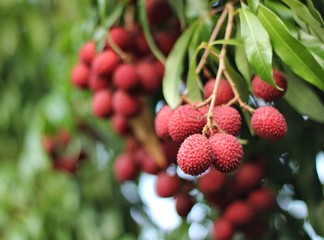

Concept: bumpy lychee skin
[[197, 168, 227, 195], [113, 153, 139, 182], [154, 105, 173, 140], [209, 133, 243, 173], [175, 193, 195, 217], [155, 172, 181, 198], [233, 163, 263, 195], [204, 79, 234, 106], [252, 69, 288, 101], [91, 89, 113, 118], [92, 50, 120, 77], [177, 134, 213, 176], [213, 106, 242, 136], [112, 90, 140, 117], [251, 106, 287, 141], [106, 27, 132, 51], [248, 188, 275, 212], [224, 200, 254, 227], [71, 63, 90, 89], [168, 104, 206, 142], [213, 218, 234, 240], [145, 0, 173, 26], [112, 64, 138, 90], [79, 41, 96, 65], [136, 61, 162, 93]]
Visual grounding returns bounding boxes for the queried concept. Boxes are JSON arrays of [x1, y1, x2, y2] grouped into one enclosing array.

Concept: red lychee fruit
[[42, 136, 55, 155], [155, 60, 165, 79], [112, 64, 138, 90], [79, 41, 96, 65], [92, 50, 120, 77], [136, 61, 162, 93], [113, 153, 139, 182], [213, 218, 234, 240], [251, 106, 287, 141], [145, 0, 173, 26], [175, 193, 195, 217], [177, 134, 213, 176], [154, 105, 173, 140], [248, 188, 275, 212], [209, 133, 243, 173], [111, 114, 130, 136], [154, 30, 178, 56], [233, 163, 263, 195], [252, 69, 287, 101], [241, 218, 267, 239], [168, 104, 206, 142], [224, 200, 254, 227], [134, 148, 162, 174], [155, 172, 181, 198], [112, 90, 140, 117], [204, 79, 234, 106], [161, 140, 181, 165], [89, 74, 110, 92], [197, 168, 227, 195], [53, 157, 78, 174], [106, 27, 132, 51], [91, 89, 113, 118], [213, 106, 242, 136], [133, 28, 150, 55], [71, 63, 90, 89]]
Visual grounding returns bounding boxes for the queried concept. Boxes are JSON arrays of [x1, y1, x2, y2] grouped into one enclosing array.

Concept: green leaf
[[167, 0, 186, 29], [265, 0, 298, 37], [239, 9, 276, 88], [163, 21, 199, 109], [284, 71, 324, 123], [281, 0, 324, 42], [248, 0, 260, 13], [300, 31, 324, 68], [257, 4, 324, 90], [185, 0, 209, 20], [138, 0, 165, 63], [235, 26, 253, 85], [306, 0, 324, 25], [210, 39, 243, 46]]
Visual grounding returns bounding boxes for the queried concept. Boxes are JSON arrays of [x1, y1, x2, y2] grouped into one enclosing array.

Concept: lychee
[[71, 63, 90, 89], [92, 50, 120, 77], [209, 133, 243, 173], [233, 163, 263, 195], [213, 106, 242, 136], [168, 104, 206, 142], [177, 134, 213, 176], [252, 69, 287, 101], [133, 28, 150, 55], [224, 200, 254, 226], [154, 105, 173, 140], [213, 218, 234, 240], [79, 41, 96, 65], [154, 30, 178, 56], [145, 0, 173, 26], [53, 157, 78, 174], [247, 187, 275, 212], [89, 74, 110, 92], [112, 64, 138, 90], [251, 106, 287, 140], [111, 114, 130, 136], [134, 148, 162, 174], [106, 27, 132, 51], [155, 172, 181, 198], [204, 79, 234, 106], [113, 153, 139, 182], [175, 193, 195, 217], [197, 168, 227, 194], [91, 89, 113, 118], [136, 61, 162, 93], [161, 140, 181, 165], [112, 90, 140, 117]]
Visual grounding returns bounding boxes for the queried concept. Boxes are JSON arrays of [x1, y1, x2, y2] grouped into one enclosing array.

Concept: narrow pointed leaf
[[247, 0, 260, 13], [281, 0, 324, 42], [306, 0, 324, 25], [258, 4, 324, 90], [239, 9, 276, 88]]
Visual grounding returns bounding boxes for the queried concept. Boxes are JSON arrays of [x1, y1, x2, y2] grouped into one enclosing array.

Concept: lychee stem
[[196, 7, 229, 74], [124, 5, 135, 31], [205, 2, 234, 133], [106, 31, 129, 61]]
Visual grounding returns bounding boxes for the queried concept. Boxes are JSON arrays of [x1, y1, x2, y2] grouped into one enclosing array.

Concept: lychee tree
[[0, 0, 324, 239]]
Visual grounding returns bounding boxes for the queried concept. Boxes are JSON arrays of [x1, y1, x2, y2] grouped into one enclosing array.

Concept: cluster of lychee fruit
[[42, 129, 87, 174]]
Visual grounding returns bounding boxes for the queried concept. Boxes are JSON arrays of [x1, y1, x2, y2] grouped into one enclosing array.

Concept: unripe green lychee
[[251, 106, 287, 141], [154, 105, 173, 140], [209, 133, 243, 173], [252, 69, 287, 101], [168, 104, 206, 142], [91, 89, 113, 118], [177, 134, 213, 176], [155, 172, 181, 198], [204, 79, 234, 106]]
